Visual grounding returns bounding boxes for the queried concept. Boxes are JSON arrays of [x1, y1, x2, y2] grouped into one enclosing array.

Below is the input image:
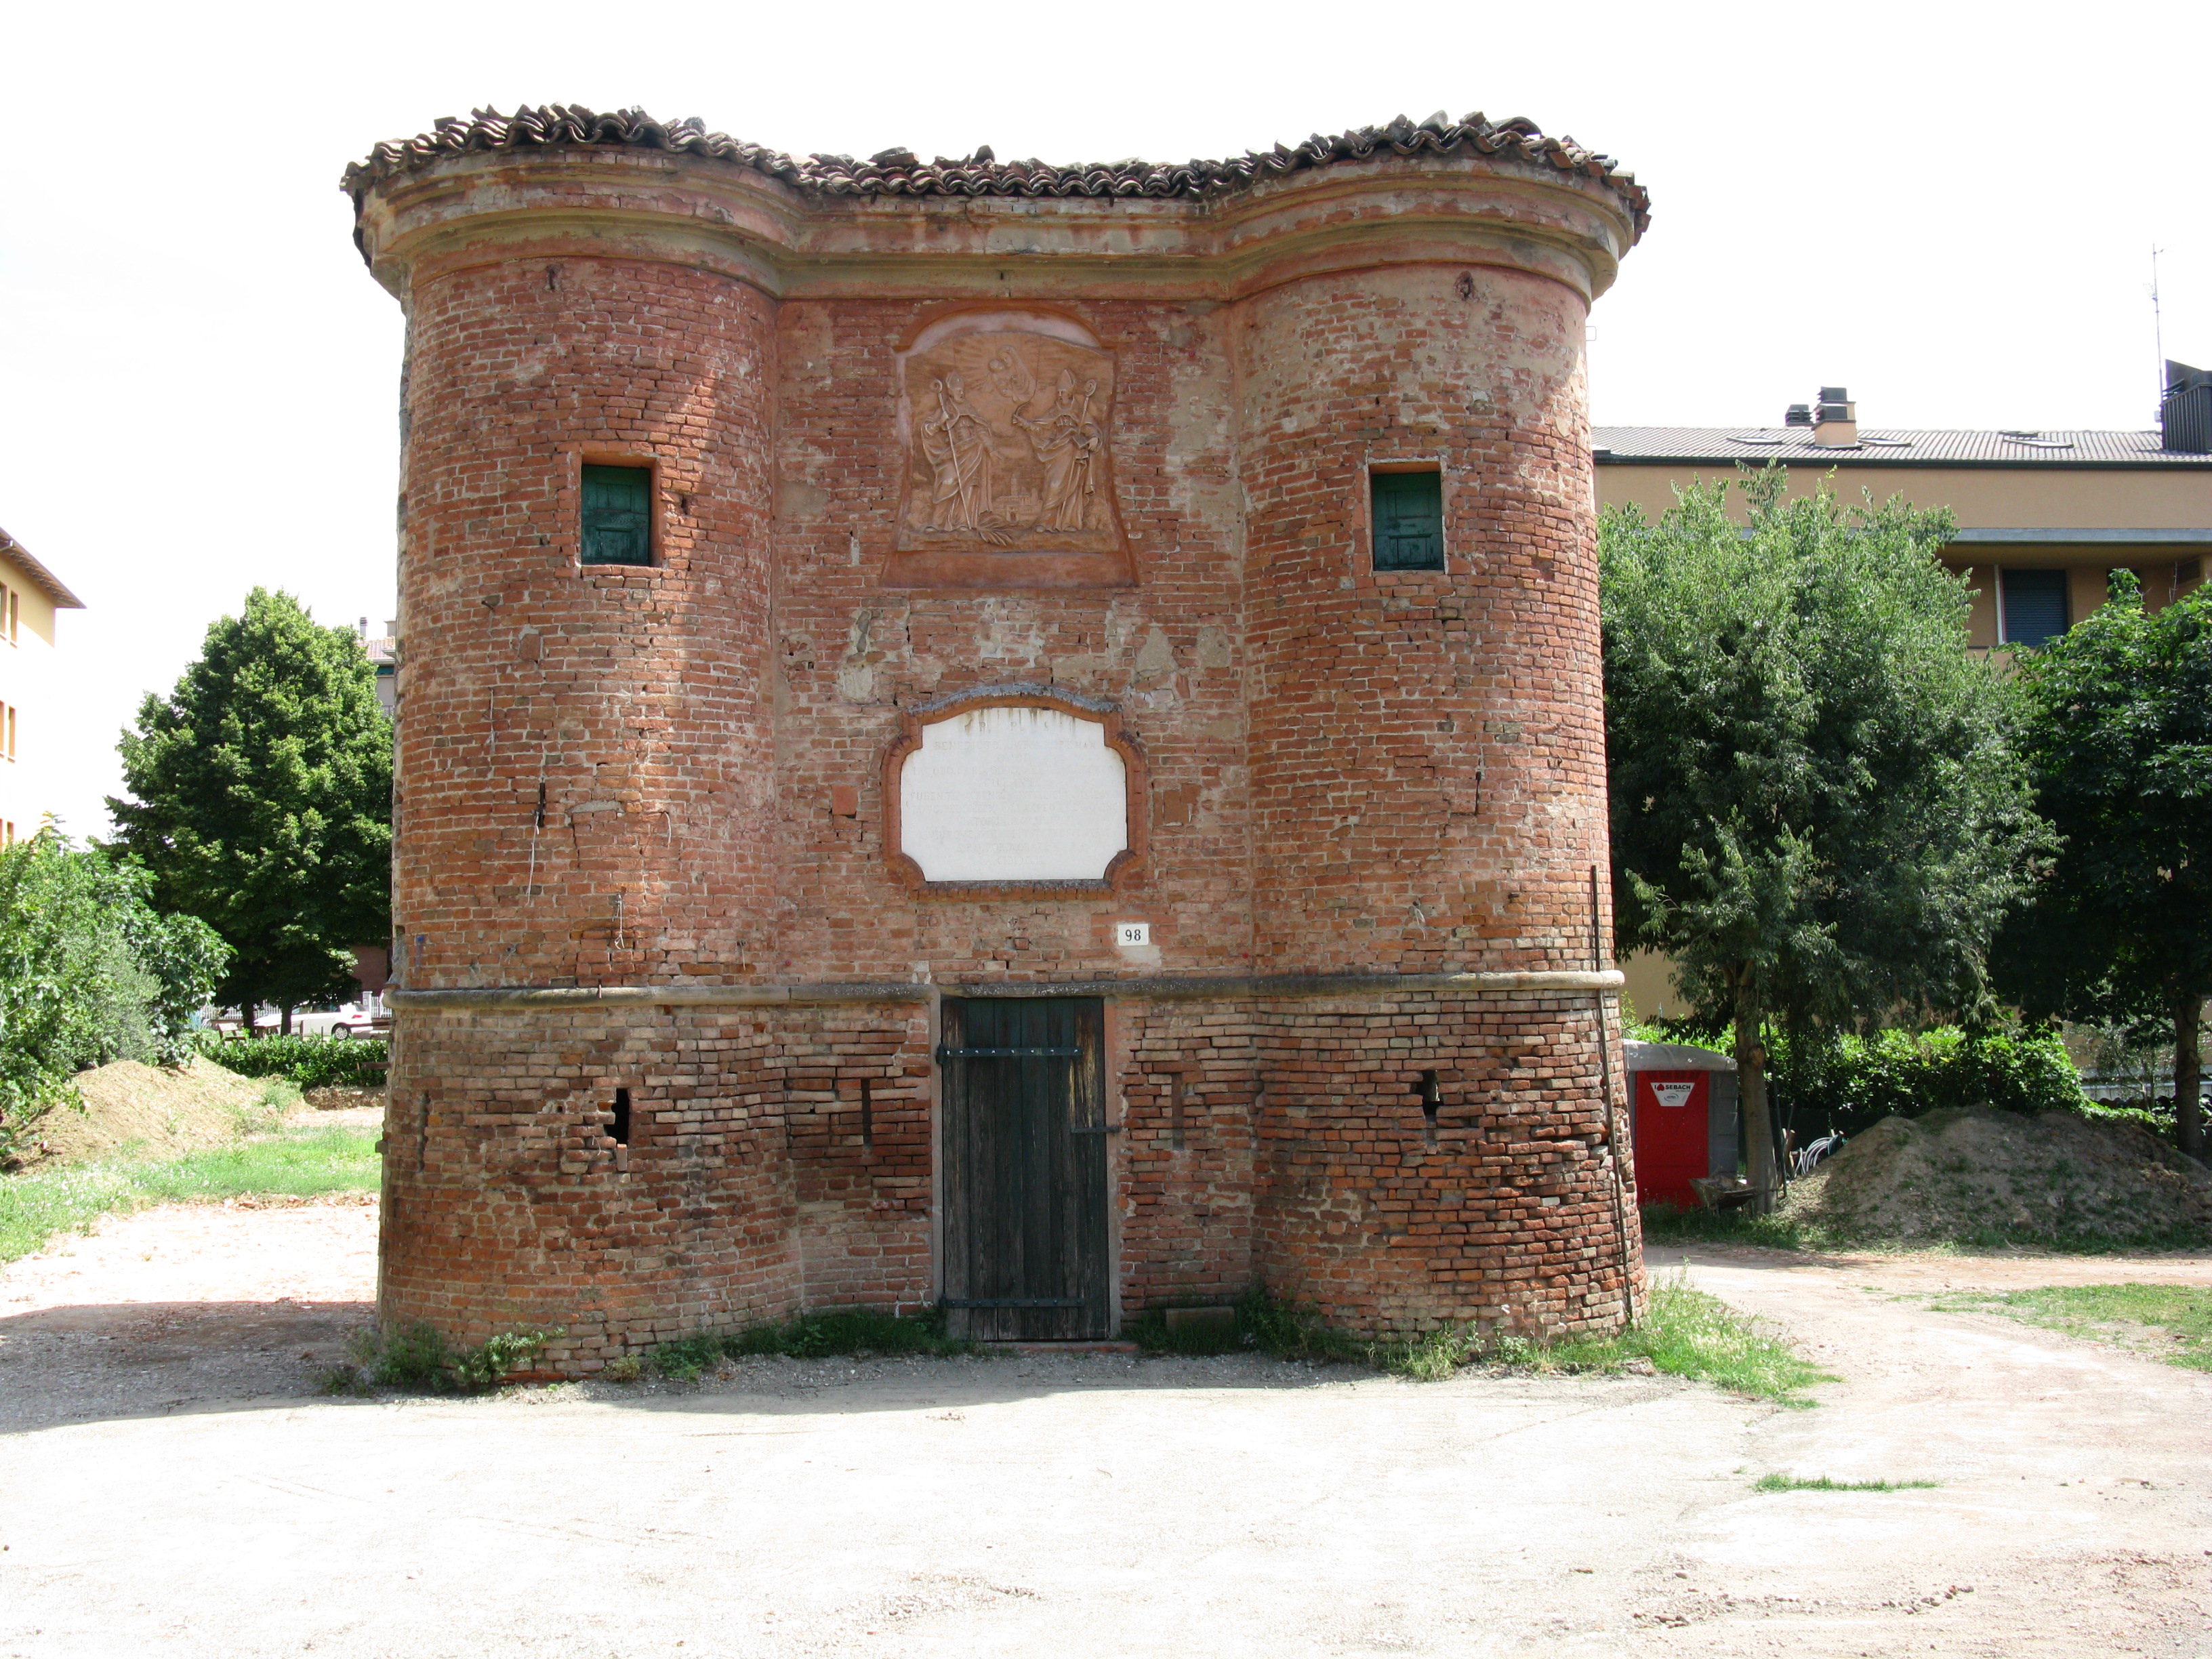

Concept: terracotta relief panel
[[888, 312, 1134, 588]]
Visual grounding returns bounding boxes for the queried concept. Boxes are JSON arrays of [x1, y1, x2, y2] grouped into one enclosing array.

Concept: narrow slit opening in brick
[[609, 1087, 632, 1145], [859, 1076, 874, 1155], [1413, 1069, 1441, 1146]]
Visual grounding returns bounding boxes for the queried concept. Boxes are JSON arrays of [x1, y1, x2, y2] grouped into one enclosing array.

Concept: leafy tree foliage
[[0, 830, 229, 1158], [1995, 571, 2212, 1157], [110, 589, 392, 1029], [1602, 473, 2044, 1202]]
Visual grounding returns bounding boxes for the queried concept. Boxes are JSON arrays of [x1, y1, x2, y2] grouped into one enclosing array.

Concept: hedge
[[194, 1031, 388, 1090], [1772, 1024, 2085, 1138]]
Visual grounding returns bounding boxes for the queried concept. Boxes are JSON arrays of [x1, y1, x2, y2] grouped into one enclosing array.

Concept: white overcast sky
[[4, 0, 2209, 836]]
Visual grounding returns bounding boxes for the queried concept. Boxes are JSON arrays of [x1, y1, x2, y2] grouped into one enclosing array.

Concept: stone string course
[[355, 108, 1646, 1368]]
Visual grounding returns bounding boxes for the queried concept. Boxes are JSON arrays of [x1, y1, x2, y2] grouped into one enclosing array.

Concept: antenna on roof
[[2151, 245, 2166, 418]]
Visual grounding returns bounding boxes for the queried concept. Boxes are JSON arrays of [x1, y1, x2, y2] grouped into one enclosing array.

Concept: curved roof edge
[[0, 527, 85, 610], [342, 104, 1650, 239]]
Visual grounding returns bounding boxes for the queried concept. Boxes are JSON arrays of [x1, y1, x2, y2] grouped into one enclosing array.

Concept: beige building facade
[[1594, 383, 2212, 1019], [0, 528, 86, 846]]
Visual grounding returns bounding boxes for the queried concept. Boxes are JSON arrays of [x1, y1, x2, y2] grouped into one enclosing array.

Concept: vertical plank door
[[939, 998, 1110, 1340]]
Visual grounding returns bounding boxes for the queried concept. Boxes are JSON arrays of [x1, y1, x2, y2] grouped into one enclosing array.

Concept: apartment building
[[0, 527, 86, 846], [1596, 365, 2212, 649], [1595, 367, 2212, 1017]]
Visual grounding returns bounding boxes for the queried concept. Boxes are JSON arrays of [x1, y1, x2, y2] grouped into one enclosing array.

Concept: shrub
[[194, 1030, 387, 1090], [1771, 1022, 2084, 1139], [340, 1322, 557, 1394], [0, 832, 229, 1159]]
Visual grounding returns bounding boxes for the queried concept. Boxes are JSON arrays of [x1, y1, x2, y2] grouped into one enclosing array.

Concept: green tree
[[110, 589, 392, 1032], [0, 830, 229, 1158], [1994, 571, 2212, 1158], [1602, 473, 2045, 1205]]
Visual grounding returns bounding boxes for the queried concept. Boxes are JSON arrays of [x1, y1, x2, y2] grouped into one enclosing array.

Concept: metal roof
[[0, 526, 86, 609], [1591, 427, 2212, 468]]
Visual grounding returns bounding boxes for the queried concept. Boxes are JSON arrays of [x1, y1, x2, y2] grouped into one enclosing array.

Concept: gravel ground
[[1, 1204, 2207, 1656]]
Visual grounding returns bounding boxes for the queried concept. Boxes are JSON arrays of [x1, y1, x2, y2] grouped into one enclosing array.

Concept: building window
[[1999, 568, 2068, 648], [4, 585, 16, 644], [3, 703, 16, 760], [580, 465, 653, 567], [1370, 469, 1444, 572]]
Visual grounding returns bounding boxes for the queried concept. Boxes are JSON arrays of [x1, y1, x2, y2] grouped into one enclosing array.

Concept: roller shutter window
[[580, 465, 653, 567], [1999, 568, 2068, 648], [1371, 470, 1445, 572]]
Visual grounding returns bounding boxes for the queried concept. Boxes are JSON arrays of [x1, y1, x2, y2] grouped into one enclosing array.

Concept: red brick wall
[[1250, 993, 1632, 1338], [765, 298, 1248, 983], [379, 1002, 937, 1366]]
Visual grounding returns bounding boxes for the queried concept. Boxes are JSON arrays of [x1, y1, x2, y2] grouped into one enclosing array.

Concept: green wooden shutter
[[581, 466, 653, 566], [1371, 470, 1444, 571]]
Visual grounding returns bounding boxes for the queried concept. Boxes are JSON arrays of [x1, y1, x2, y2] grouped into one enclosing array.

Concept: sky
[[4, 0, 2209, 836]]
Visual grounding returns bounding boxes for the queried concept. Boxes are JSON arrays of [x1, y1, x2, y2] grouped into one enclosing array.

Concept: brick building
[[344, 106, 1649, 1368]]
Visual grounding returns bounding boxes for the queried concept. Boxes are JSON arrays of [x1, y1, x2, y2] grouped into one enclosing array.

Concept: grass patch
[[1548, 1277, 1837, 1407], [1753, 1473, 1939, 1492], [1925, 1284, 2212, 1370], [1125, 1280, 1828, 1399], [0, 1118, 379, 1264], [651, 1307, 977, 1378]]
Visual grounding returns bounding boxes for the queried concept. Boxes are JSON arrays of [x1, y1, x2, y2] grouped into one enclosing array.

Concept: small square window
[[580, 464, 653, 567], [1999, 568, 2068, 648], [1371, 470, 1444, 572]]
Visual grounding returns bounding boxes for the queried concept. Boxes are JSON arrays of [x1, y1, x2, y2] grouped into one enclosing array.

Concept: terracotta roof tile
[[342, 105, 1650, 237]]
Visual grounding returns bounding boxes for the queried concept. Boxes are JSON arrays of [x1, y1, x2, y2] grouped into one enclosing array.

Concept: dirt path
[[1, 1213, 2207, 1656]]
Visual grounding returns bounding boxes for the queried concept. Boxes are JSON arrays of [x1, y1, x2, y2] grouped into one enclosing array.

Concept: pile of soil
[[1781, 1107, 2212, 1243], [15, 1059, 276, 1168], [302, 1085, 386, 1113]]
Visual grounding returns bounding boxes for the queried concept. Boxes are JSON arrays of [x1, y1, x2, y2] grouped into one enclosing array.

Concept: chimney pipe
[[1813, 386, 1857, 448], [1784, 403, 1813, 428], [2161, 361, 2212, 453]]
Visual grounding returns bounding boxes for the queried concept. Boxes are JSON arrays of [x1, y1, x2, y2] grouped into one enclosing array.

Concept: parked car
[[298, 1003, 389, 1038]]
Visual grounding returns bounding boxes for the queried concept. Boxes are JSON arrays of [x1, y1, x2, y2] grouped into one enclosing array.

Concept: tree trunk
[[1734, 983, 1779, 1212], [2176, 994, 2205, 1162], [280, 1004, 294, 1037]]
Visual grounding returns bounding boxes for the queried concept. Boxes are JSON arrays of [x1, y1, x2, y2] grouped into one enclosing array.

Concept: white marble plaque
[[899, 705, 1128, 882]]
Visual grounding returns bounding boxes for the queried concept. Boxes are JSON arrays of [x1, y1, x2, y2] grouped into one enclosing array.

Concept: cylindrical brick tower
[[369, 176, 792, 1349], [1239, 239, 1622, 1335], [346, 109, 1647, 1366]]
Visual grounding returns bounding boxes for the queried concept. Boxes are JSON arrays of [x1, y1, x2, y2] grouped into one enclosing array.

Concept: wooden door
[[938, 998, 1110, 1340]]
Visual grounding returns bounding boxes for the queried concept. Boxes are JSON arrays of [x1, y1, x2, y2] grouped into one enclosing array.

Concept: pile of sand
[[14, 1059, 277, 1168], [1780, 1107, 2212, 1243]]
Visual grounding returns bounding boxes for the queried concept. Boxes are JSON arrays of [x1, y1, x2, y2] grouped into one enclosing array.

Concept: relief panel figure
[[898, 322, 1123, 556]]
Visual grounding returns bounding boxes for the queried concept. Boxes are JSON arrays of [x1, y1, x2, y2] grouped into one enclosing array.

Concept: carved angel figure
[[919, 372, 995, 531], [1012, 369, 1103, 531]]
